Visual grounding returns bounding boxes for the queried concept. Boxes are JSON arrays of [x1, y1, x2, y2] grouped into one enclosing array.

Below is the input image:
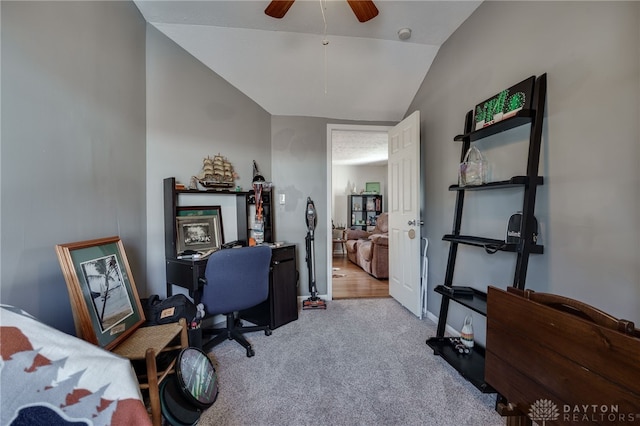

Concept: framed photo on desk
[[176, 206, 223, 255]]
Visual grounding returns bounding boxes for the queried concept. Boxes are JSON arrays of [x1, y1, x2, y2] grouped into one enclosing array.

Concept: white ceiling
[[332, 129, 390, 166], [134, 0, 481, 123]]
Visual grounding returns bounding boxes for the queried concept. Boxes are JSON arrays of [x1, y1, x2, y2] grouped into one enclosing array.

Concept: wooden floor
[[331, 253, 390, 299]]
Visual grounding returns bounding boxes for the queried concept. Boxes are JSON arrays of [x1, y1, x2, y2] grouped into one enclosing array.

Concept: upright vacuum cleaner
[[302, 197, 327, 310]]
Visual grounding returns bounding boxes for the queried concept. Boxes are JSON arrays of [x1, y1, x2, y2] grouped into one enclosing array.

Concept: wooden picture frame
[[175, 206, 223, 255], [55, 236, 145, 350], [365, 182, 380, 194]]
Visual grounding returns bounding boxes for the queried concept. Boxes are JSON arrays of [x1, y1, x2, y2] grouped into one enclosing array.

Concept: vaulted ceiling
[[134, 1, 482, 122]]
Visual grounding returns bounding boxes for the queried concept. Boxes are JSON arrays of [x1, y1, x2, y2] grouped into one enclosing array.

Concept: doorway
[[331, 254, 389, 298], [326, 124, 392, 300]]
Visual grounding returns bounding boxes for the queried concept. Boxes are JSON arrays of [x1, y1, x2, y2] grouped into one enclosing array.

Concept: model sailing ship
[[193, 154, 236, 190]]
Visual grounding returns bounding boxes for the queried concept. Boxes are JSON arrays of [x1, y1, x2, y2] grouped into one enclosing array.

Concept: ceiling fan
[[265, 0, 379, 23]]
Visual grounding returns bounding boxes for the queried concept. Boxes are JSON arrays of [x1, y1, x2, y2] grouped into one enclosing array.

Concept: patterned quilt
[[0, 305, 151, 426]]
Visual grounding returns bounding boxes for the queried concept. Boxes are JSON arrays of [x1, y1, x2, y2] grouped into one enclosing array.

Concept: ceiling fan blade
[[265, 1, 296, 19], [347, 0, 379, 23]]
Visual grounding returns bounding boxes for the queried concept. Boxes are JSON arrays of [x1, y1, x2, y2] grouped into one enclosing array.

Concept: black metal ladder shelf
[[427, 74, 547, 393]]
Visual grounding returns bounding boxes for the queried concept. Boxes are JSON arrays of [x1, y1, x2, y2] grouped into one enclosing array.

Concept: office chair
[[200, 245, 272, 357]]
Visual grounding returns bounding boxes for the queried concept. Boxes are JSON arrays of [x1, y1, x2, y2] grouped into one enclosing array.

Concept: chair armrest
[[370, 234, 388, 247], [345, 229, 371, 240]]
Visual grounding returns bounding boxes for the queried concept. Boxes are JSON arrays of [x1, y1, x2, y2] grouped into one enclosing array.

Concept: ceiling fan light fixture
[[398, 28, 412, 41], [265, 0, 378, 22]]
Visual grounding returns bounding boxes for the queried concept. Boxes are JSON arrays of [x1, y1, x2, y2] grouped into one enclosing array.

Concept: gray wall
[[271, 117, 329, 296], [272, 117, 393, 297], [0, 1, 147, 334], [409, 1, 640, 342], [145, 25, 272, 297]]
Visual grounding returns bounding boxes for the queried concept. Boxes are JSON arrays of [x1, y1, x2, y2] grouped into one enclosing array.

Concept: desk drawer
[[271, 245, 295, 263], [166, 259, 206, 292]]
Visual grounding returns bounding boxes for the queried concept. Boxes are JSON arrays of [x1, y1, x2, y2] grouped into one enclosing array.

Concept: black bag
[[142, 294, 197, 326], [506, 212, 538, 244], [484, 212, 539, 254]]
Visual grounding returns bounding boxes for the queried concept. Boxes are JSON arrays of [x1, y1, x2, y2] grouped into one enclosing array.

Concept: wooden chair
[[56, 236, 190, 426], [113, 319, 188, 426], [332, 228, 347, 255]]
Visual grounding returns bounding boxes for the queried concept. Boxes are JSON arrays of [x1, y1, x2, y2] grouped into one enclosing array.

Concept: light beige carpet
[[198, 298, 503, 426]]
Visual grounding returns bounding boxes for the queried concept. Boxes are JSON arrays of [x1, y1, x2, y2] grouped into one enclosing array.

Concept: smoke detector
[[397, 28, 412, 41]]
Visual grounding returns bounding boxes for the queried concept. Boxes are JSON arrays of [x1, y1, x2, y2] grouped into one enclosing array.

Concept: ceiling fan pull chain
[[319, 0, 329, 95], [323, 41, 329, 95]]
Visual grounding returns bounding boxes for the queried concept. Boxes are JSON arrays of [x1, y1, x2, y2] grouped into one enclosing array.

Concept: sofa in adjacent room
[[345, 212, 389, 279]]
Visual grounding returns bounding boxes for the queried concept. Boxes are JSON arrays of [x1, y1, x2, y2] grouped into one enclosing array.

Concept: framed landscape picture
[[55, 236, 145, 350]]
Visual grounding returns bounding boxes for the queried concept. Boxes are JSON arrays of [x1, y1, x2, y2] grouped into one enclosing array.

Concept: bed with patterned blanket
[[0, 305, 151, 426]]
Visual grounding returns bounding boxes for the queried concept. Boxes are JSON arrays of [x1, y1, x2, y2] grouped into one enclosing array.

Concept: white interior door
[[388, 111, 422, 317]]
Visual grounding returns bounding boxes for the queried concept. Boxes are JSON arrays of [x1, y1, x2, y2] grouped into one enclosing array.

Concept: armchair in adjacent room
[[345, 212, 389, 279], [200, 245, 273, 357]]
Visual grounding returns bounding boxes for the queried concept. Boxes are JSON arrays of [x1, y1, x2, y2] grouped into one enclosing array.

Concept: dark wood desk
[[165, 244, 299, 330]]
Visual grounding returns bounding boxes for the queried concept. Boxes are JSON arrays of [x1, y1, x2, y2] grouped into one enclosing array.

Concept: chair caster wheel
[[246, 347, 255, 357], [265, 329, 272, 336]]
